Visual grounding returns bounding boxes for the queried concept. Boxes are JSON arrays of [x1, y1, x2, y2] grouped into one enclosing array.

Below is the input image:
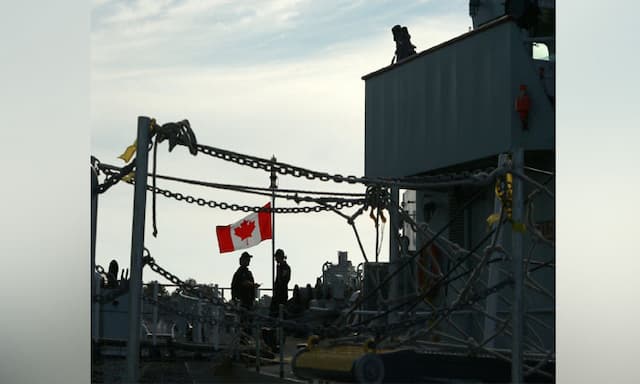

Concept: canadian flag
[[216, 203, 272, 253]]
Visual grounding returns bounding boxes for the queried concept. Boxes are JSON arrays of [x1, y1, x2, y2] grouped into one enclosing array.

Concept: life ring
[[417, 244, 443, 300], [353, 353, 385, 384]]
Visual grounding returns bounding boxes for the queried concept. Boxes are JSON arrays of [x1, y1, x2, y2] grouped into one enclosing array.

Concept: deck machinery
[[91, 1, 555, 382], [293, 1, 555, 382]]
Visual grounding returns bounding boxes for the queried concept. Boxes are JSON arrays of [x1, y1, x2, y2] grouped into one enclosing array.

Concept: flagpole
[[127, 116, 151, 383], [270, 156, 277, 298]]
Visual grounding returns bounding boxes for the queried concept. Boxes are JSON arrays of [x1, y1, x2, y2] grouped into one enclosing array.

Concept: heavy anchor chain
[[142, 250, 227, 309], [96, 163, 361, 214], [139, 182, 357, 214], [195, 143, 497, 188], [92, 156, 136, 194]]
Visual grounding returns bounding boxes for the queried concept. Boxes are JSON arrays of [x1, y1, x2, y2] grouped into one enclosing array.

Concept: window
[[532, 42, 550, 61]]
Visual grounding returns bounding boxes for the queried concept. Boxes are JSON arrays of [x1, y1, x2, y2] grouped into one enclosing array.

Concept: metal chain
[[93, 264, 130, 304], [195, 143, 498, 187], [364, 185, 391, 211], [142, 254, 230, 309], [93, 157, 136, 194], [142, 296, 219, 325], [95, 264, 108, 280], [93, 151, 499, 196], [117, 175, 360, 214], [141, 253, 311, 331]]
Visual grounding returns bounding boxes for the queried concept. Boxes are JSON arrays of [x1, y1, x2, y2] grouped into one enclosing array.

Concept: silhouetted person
[[270, 249, 291, 317], [231, 252, 260, 310], [304, 284, 314, 308], [291, 284, 300, 303], [314, 277, 324, 300], [107, 259, 119, 288], [392, 25, 416, 63], [287, 284, 304, 316]]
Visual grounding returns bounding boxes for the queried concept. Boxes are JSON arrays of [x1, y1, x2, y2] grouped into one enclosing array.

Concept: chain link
[[143, 254, 230, 309], [364, 185, 391, 211], [196, 143, 498, 187], [93, 264, 130, 304], [95, 264, 107, 279], [142, 296, 219, 325], [112, 172, 361, 214], [142, 181, 356, 213], [95, 161, 135, 194]]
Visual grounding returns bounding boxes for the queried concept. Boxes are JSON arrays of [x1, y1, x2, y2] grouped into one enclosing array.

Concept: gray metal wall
[[363, 19, 554, 178]]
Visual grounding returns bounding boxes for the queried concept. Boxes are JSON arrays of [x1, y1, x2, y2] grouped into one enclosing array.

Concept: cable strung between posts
[[334, 185, 488, 326], [523, 166, 554, 176], [343, 190, 509, 341], [92, 153, 503, 197], [371, 270, 514, 344], [136, 182, 362, 214], [348, 223, 501, 331], [94, 160, 136, 194], [147, 172, 366, 197], [93, 136, 553, 337], [95, 160, 366, 208], [315, 201, 371, 263], [96, 166, 364, 214], [392, 211, 553, 362], [510, 170, 554, 199], [97, 161, 365, 197]]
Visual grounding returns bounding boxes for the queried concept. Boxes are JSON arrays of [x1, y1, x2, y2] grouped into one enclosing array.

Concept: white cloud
[[91, 1, 470, 287]]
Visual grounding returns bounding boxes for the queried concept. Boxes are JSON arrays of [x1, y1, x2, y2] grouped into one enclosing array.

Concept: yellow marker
[[117, 120, 156, 163], [511, 222, 527, 233], [486, 213, 501, 227], [121, 172, 135, 182], [118, 140, 137, 163]]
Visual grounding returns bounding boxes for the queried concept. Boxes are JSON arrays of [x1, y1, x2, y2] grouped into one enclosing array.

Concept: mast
[[270, 156, 278, 296]]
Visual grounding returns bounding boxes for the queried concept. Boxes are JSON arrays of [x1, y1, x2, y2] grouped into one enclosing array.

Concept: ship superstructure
[[91, 1, 555, 382]]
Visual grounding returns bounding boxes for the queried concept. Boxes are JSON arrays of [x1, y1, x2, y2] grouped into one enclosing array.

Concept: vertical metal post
[[388, 186, 400, 316], [511, 148, 524, 383], [389, 186, 400, 263], [414, 191, 425, 297], [255, 322, 261, 373], [234, 311, 239, 361], [91, 168, 99, 342], [213, 306, 220, 350], [484, 153, 509, 347], [126, 116, 151, 384], [152, 282, 158, 347], [270, 156, 277, 297], [91, 167, 98, 286], [279, 304, 284, 378], [94, 275, 101, 342]]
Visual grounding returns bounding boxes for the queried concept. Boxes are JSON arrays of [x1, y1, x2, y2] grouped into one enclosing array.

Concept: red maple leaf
[[234, 220, 256, 241]]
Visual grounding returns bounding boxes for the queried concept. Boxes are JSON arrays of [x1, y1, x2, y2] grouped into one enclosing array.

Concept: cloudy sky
[[90, 0, 472, 291]]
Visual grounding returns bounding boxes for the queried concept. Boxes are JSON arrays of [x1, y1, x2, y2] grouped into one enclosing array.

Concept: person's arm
[[283, 265, 291, 284], [243, 271, 259, 288], [231, 271, 240, 299]]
